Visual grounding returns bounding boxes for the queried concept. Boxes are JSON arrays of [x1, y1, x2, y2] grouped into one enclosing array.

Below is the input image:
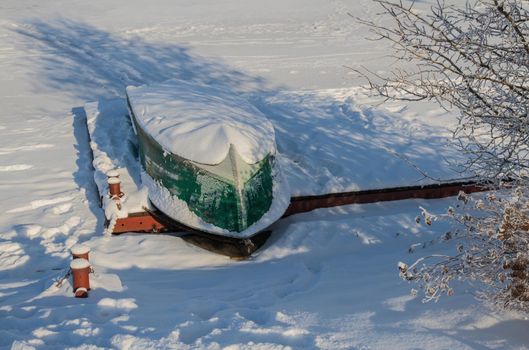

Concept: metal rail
[[109, 179, 489, 258], [284, 180, 486, 216]]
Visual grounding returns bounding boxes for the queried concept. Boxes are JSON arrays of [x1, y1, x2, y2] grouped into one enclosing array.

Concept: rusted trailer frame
[[110, 179, 488, 234]]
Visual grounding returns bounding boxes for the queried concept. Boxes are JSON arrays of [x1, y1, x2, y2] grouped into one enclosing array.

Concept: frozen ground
[[1, 0, 528, 349]]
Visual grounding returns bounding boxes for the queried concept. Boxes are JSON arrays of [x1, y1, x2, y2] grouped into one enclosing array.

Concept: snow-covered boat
[[84, 86, 484, 258], [125, 79, 290, 240]]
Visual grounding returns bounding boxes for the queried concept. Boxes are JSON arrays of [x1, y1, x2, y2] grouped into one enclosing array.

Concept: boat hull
[[128, 98, 280, 235]]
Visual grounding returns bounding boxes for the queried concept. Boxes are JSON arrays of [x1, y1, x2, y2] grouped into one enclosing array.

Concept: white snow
[[107, 177, 120, 185], [71, 243, 90, 255], [1, 0, 528, 349], [106, 170, 119, 178], [127, 79, 276, 165], [70, 258, 90, 270], [98, 297, 138, 310]]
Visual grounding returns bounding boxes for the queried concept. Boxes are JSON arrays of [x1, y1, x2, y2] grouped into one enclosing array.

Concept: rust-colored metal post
[[71, 244, 90, 261], [108, 177, 123, 198], [70, 258, 91, 298]]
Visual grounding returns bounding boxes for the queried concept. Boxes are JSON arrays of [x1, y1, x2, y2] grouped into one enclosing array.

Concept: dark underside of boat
[[144, 205, 272, 259]]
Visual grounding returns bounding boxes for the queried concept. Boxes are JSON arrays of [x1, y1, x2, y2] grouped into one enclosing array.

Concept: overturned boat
[[85, 83, 486, 259], [125, 79, 290, 247]]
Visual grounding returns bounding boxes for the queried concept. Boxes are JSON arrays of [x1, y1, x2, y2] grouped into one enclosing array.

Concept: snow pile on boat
[[126, 79, 276, 165]]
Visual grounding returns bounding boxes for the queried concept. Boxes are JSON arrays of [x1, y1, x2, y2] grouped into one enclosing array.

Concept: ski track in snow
[[1, 0, 528, 348]]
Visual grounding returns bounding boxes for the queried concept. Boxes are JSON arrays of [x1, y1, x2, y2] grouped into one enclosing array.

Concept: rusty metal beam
[[108, 179, 489, 234], [111, 212, 166, 234], [283, 180, 486, 217]]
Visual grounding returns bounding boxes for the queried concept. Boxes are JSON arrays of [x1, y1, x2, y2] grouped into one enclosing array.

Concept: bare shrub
[[357, 0, 529, 311]]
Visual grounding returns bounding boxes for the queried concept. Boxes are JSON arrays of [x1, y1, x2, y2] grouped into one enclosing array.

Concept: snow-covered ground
[[1, 0, 528, 349]]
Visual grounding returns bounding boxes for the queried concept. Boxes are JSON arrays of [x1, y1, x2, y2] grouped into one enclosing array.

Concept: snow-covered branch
[[358, 0, 529, 312], [356, 0, 529, 179]]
